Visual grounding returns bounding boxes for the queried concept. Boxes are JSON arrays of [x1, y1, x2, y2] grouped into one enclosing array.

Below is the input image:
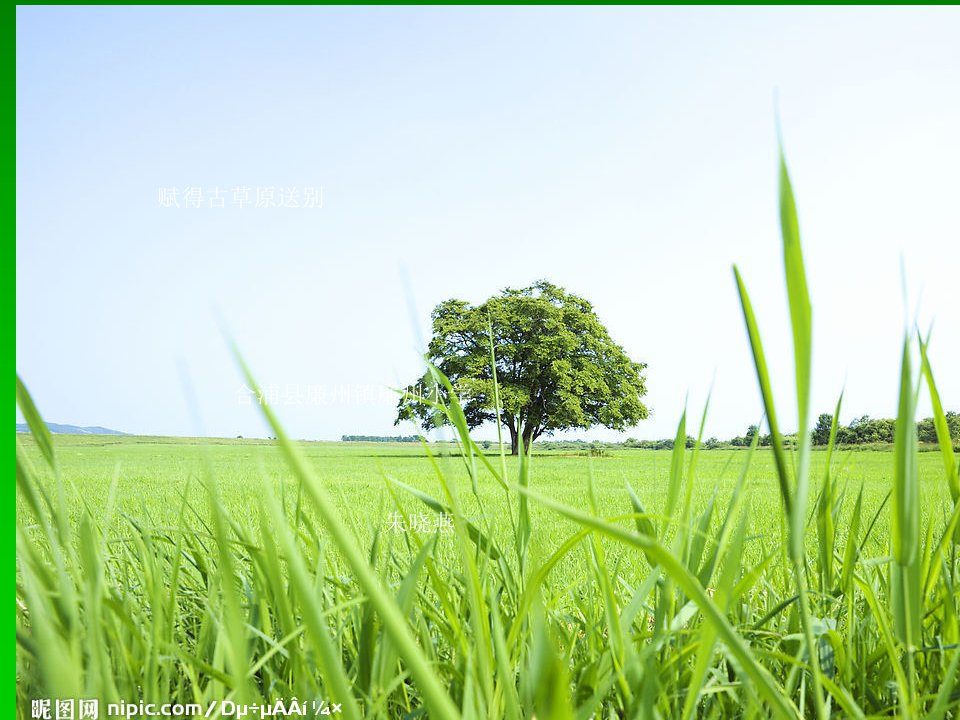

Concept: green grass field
[[16, 430, 960, 719], [16, 155, 960, 719], [15, 433, 955, 563]]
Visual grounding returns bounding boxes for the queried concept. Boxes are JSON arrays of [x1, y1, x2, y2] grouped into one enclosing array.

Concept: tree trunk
[[508, 424, 519, 455], [521, 425, 535, 455]]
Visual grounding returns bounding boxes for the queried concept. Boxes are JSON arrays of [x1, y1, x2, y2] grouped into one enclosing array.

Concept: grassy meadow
[[15, 428, 960, 719], [14, 433, 956, 566], [15, 156, 960, 719]]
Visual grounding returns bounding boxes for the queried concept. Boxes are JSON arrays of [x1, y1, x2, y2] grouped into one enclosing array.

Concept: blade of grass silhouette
[[509, 480, 800, 720], [16, 375, 56, 470], [891, 334, 921, 709], [918, 332, 959, 504], [231, 343, 461, 720], [732, 268, 792, 515]]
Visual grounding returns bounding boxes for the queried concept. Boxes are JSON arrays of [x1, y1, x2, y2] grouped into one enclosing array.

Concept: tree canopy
[[396, 280, 649, 454]]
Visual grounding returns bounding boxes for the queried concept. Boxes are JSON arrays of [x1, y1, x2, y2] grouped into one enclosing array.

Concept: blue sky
[[16, 6, 960, 441]]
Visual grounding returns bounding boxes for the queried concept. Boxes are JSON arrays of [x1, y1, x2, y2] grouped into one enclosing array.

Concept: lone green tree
[[396, 280, 649, 455], [812, 413, 833, 445]]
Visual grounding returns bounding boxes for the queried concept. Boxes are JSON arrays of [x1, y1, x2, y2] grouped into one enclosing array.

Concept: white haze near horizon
[[16, 6, 960, 443]]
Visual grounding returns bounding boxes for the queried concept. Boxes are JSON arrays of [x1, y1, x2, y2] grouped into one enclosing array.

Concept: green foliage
[[812, 413, 833, 445], [810, 413, 957, 447], [918, 411, 960, 447], [396, 280, 649, 454], [15, 418, 960, 719]]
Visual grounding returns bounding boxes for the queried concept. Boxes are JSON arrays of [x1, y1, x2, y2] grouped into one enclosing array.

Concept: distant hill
[[16, 423, 126, 435]]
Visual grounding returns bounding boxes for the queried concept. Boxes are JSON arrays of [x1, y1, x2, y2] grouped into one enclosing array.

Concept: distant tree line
[[341, 434, 421, 443], [810, 411, 960, 446], [536, 410, 959, 452], [625, 412, 959, 450], [344, 411, 958, 450]]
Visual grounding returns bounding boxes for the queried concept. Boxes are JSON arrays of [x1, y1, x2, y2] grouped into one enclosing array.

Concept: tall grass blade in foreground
[[891, 334, 921, 710], [245, 356, 462, 719], [734, 146, 827, 719]]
